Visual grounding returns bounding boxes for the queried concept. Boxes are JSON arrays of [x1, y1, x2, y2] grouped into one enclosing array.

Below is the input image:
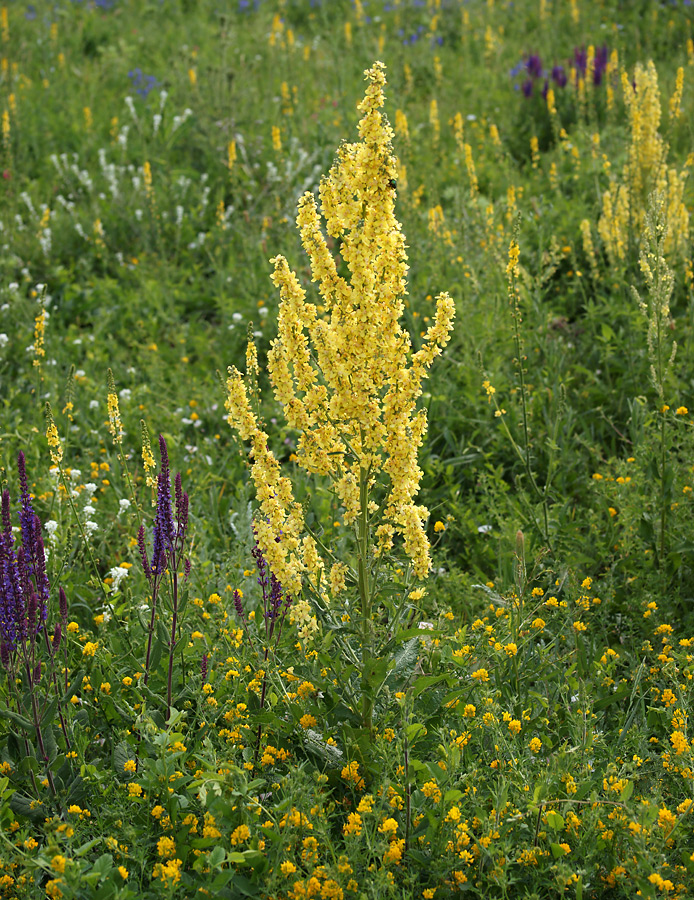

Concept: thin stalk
[[357, 464, 373, 735], [41, 629, 71, 752], [25, 661, 60, 807], [166, 570, 179, 720]]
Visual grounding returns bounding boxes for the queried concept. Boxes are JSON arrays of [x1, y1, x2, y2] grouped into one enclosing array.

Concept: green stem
[[357, 465, 373, 735]]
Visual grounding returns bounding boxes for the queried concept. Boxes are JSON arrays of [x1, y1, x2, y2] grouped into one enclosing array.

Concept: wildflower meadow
[[1, 0, 694, 897]]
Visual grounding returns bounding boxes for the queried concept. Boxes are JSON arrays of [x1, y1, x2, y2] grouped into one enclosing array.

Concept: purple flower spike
[[526, 54, 543, 79], [183, 558, 191, 581], [138, 525, 152, 580], [152, 467, 174, 572], [201, 653, 208, 683], [233, 589, 244, 620], [0, 640, 9, 669], [551, 65, 567, 88], [17, 452, 36, 559], [59, 586, 68, 620], [33, 662, 41, 685], [522, 79, 533, 98], [52, 622, 62, 654]]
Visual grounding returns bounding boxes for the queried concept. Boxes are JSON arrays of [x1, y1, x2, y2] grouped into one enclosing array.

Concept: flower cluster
[[226, 61, 454, 593], [511, 44, 610, 98]]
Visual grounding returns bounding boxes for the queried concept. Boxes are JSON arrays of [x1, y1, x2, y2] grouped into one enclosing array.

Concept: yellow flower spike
[[45, 404, 63, 466], [226, 62, 454, 669], [107, 369, 123, 443]]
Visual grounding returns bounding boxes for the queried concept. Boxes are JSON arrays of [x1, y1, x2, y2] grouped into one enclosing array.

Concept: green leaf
[[405, 723, 427, 744], [620, 780, 634, 802], [550, 842, 568, 858], [112, 742, 134, 781], [208, 846, 226, 868], [0, 705, 34, 733], [10, 792, 46, 822], [62, 669, 84, 704], [411, 674, 447, 699], [594, 685, 631, 711], [545, 811, 564, 831]]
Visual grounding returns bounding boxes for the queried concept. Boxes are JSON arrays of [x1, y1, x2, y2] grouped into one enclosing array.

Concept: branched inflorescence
[[225, 62, 455, 633]]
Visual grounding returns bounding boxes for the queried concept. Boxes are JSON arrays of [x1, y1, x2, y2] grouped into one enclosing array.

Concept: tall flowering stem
[[44, 403, 114, 617], [245, 531, 292, 765], [137, 436, 190, 721], [225, 62, 454, 734], [0, 454, 70, 806]]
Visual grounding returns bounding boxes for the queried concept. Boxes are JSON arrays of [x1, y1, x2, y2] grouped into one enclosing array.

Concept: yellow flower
[[157, 836, 176, 858], [51, 856, 67, 874], [82, 641, 98, 657], [123, 760, 136, 774], [343, 812, 363, 836], [299, 714, 317, 729], [676, 406, 688, 415], [529, 737, 542, 753], [230, 825, 251, 846], [107, 370, 123, 442], [280, 861, 297, 875], [118, 867, 128, 880], [508, 719, 521, 735], [379, 817, 399, 836], [46, 421, 63, 466], [434, 521, 445, 533], [225, 61, 454, 596]]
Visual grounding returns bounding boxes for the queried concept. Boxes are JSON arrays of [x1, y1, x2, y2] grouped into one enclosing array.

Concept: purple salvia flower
[[526, 54, 543, 79], [593, 45, 609, 85], [573, 45, 587, 77], [17, 452, 36, 560], [15, 547, 29, 641], [52, 622, 62, 654], [138, 525, 152, 580], [59, 586, 68, 620], [0, 639, 9, 669], [0, 489, 22, 650], [33, 662, 41, 685], [201, 653, 208, 683], [551, 65, 567, 88], [151, 437, 175, 571], [183, 558, 191, 581], [522, 79, 533, 98], [233, 589, 244, 620], [174, 472, 182, 520]]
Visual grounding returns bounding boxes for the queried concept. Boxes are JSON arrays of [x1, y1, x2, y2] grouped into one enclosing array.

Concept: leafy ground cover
[[1, 0, 694, 897]]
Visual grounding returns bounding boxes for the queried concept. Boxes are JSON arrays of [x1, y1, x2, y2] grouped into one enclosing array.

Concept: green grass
[[1, 1, 694, 898]]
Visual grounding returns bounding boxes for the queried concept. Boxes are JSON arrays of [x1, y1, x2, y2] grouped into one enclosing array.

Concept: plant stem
[[357, 465, 373, 735], [166, 570, 178, 720]]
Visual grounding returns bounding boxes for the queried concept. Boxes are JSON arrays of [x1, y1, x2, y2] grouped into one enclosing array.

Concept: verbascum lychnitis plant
[[225, 62, 454, 736], [598, 61, 689, 264]]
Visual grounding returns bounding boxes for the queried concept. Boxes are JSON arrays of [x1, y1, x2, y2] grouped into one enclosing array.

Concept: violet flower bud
[[52, 622, 62, 654], [233, 589, 244, 620], [33, 662, 42, 685], [138, 525, 152, 580], [183, 558, 191, 581], [59, 586, 68, 620]]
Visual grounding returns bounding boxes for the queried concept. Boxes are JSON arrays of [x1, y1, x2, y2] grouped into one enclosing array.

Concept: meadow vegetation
[[1, 0, 694, 897]]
